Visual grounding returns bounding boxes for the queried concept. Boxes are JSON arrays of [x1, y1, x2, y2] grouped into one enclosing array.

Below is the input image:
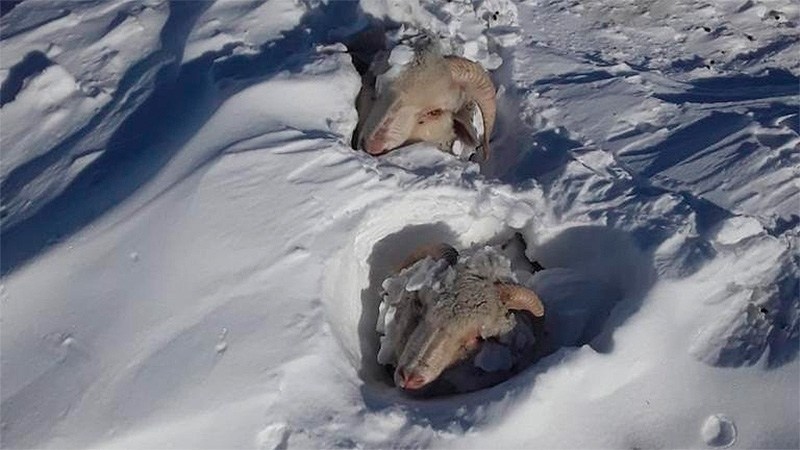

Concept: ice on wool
[[376, 246, 525, 373]]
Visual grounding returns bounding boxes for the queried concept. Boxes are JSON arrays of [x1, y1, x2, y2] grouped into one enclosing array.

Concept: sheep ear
[[497, 284, 545, 317], [396, 243, 459, 272], [445, 56, 496, 161], [453, 103, 479, 148]]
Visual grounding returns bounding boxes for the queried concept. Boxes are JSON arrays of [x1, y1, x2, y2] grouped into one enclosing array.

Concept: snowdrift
[[1, 0, 797, 448]]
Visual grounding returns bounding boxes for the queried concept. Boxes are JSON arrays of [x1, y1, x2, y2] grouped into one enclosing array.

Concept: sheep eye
[[426, 108, 444, 118], [418, 108, 445, 125]]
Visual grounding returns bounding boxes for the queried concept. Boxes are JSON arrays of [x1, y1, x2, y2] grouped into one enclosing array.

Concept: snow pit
[[319, 187, 538, 394], [348, 30, 488, 161], [375, 244, 547, 395], [321, 188, 655, 398], [2, 0, 798, 446]]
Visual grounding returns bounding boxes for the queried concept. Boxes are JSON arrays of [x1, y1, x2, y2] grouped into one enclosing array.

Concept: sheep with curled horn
[[382, 243, 545, 391], [354, 39, 497, 162]]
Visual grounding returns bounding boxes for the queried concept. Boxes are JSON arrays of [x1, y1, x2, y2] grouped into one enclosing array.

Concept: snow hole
[[322, 197, 655, 399]]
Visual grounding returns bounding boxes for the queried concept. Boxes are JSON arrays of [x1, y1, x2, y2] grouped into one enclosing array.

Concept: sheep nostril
[[399, 370, 426, 390], [365, 139, 386, 155], [405, 373, 426, 390]]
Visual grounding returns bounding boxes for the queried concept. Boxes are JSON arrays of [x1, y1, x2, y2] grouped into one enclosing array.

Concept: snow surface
[[1, 0, 798, 448]]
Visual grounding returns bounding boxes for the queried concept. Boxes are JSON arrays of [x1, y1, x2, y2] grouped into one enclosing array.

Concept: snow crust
[[1, 0, 171, 229], [181, 0, 308, 63], [1, 0, 798, 448]]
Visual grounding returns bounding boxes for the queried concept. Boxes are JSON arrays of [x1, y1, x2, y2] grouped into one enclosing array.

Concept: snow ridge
[[1, 0, 798, 448]]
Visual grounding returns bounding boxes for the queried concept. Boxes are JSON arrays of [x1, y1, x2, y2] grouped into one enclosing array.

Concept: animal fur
[[380, 244, 545, 391], [355, 39, 497, 161]]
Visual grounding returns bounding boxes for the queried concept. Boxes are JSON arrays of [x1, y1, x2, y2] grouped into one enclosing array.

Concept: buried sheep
[[354, 39, 497, 161], [378, 243, 545, 391]]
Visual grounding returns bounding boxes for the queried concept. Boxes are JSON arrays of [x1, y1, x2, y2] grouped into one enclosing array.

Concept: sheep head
[[357, 44, 496, 161], [390, 244, 544, 391]]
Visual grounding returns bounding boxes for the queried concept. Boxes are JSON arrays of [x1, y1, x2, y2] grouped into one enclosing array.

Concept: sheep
[[354, 39, 497, 161], [379, 243, 545, 391]]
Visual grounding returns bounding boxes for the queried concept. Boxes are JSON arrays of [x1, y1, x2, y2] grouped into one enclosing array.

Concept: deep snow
[[1, 0, 798, 449]]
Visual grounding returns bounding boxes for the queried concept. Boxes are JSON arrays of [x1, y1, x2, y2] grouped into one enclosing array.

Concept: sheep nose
[[364, 130, 390, 155], [365, 139, 387, 155], [396, 368, 427, 390]]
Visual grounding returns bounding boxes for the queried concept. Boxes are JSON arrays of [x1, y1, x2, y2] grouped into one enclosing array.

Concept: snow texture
[[1, 0, 798, 448]]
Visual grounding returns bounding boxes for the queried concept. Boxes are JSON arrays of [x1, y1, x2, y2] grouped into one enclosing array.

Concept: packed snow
[[1, 0, 798, 449]]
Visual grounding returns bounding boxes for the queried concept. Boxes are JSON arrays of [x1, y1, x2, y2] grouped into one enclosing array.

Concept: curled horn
[[496, 284, 545, 317], [445, 56, 496, 161], [396, 243, 459, 273]]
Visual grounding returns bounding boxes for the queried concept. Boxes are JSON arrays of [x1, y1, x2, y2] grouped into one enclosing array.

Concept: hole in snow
[[360, 227, 552, 397], [701, 414, 737, 447], [357, 222, 464, 389], [345, 25, 492, 162], [0, 51, 53, 107], [343, 24, 388, 150], [0, 0, 24, 17], [322, 197, 656, 404]]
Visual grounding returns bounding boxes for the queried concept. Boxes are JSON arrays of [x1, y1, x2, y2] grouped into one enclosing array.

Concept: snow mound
[[182, 0, 308, 63], [320, 166, 542, 387], [2, 0, 798, 448], [1, 0, 172, 229]]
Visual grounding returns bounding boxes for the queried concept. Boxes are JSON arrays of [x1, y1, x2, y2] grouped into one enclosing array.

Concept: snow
[[702, 413, 738, 448], [1, 0, 798, 448], [1, 0, 171, 230], [374, 43, 415, 97], [181, 0, 308, 63]]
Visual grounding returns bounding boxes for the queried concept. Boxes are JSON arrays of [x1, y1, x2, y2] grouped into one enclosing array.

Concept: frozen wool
[[376, 246, 525, 371]]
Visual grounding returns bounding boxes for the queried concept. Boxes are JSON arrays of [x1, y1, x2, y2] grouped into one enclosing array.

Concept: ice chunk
[[376, 44, 415, 95]]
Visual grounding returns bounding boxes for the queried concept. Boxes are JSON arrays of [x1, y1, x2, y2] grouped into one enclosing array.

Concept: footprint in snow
[[701, 414, 737, 448], [256, 422, 290, 450], [215, 328, 228, 354]]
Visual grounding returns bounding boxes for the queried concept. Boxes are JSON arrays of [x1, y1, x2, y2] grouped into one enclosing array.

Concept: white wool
[[377, 256, 453, 366]]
